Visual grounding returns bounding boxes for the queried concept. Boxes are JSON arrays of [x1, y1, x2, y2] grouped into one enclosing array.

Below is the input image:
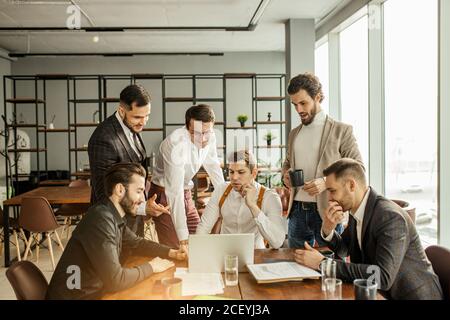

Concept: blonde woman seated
[[196, 150, 286, 249]]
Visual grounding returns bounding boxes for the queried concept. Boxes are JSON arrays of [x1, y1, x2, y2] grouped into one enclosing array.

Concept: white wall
[[8, 52, 285, 174]]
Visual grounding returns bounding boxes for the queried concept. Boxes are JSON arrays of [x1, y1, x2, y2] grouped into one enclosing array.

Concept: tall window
[[339, 16, 369, 169], [384, 0, 438, 245], [315, 41, 329, 114]]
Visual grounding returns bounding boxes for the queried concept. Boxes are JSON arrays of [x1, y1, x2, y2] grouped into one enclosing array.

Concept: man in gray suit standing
[[294, 158, 443, 300], [282, 73, 363, 248]]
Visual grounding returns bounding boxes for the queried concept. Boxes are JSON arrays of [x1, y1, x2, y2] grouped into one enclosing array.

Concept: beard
[[299, 102, 318, 126], [122, 114, 141, 133], [119, 190, 139, 216]]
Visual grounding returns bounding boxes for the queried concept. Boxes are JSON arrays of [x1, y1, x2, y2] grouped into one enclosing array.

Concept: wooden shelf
[[164, 97, 224, 102], [142, 128, 163, 132], [8, 124, 46, 128], [70, 123, 99, 127], [195, 98, 224, 102], [256, 145, 286, 149], [8, 148, 47, 152], [69, 97, 120, 103], [101, 97, 120, 103], [38, 128, 74, 133], [253, 96, 285, 101], [132, 73, 163, 79], [6, 98, 45, 104], [36, 74, 69, 79], [12, 173, 32, 178], [226, 126, 256, 130], [71, 171, 91, 177], [224, 73, 256, 78], [164, 97, 194, 102], [70, 147, 88, 152], [254, 121, 286, 125]]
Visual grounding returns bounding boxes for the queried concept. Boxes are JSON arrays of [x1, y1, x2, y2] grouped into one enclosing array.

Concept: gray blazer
[[327, 188, 443, 300], [282, 115, 363, 218], [88, 112, 148, 236]]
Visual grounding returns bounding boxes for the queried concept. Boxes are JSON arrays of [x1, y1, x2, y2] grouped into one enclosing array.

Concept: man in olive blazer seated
[[294, 158, 443, 300]]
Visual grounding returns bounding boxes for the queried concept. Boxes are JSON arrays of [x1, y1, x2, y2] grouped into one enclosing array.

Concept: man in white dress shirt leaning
[[196, 150, 286, 249], [150, 104, 225, 251]]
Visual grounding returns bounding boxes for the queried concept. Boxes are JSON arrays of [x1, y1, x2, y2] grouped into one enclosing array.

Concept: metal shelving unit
[[3, 75, 56, 197], [3, 73, 286, 198]]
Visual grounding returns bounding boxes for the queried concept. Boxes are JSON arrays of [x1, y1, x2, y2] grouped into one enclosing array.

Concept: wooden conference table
[[2, 186, 91, 267], [103, 248, 384, 300]]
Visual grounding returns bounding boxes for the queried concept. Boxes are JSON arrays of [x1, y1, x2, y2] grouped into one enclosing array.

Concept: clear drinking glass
[[320, 258, 336, 291], [353, 279, 378, 300], [224, 254, 239, 286], [325, 278, 342, 300]]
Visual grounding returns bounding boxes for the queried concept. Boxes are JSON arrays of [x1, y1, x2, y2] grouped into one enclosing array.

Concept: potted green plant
[[237, 114, 248, 128], [263, 131, 276, 146]]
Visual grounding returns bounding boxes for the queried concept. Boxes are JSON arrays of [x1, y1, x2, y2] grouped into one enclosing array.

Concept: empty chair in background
[[19, 196, 64, 270]]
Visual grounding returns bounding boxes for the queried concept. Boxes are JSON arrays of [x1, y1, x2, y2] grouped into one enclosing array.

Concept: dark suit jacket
[[88, 112, 147, 235], [326, 188, 443, 300], [46, 199, 171, 300]]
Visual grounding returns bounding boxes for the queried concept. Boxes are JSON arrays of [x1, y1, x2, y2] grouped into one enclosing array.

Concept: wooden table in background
[[2, 186, 91, 267], [103, 248, 384, 300]]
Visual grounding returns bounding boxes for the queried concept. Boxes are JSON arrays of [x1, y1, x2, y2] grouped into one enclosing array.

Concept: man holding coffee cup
[[282, 73, 364, 248]]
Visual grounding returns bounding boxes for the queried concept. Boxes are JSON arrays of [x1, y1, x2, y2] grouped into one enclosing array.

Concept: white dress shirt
[[151, 126, 225, 241], [321, 187, 370, 249], [293, 110, 327, 202], [196, 181, 287, 249]]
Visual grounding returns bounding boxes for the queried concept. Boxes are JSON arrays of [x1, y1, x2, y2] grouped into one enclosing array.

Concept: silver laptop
[[188, 234, 254, 273]]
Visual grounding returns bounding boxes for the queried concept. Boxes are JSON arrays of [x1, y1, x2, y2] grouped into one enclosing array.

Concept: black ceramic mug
[[289, 169, 304, 187]]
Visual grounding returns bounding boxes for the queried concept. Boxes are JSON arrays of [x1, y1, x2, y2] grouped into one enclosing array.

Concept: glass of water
[[325, 278, 342, 300], [320, 258, 336, 291], [224, 254, 239, 286]]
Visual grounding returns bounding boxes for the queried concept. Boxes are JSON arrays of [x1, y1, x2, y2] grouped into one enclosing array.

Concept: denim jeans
[[288, 201, 343, 249]]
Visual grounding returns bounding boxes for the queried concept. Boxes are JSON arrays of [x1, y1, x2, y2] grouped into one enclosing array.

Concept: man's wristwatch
[[179, 240, 188, 246]]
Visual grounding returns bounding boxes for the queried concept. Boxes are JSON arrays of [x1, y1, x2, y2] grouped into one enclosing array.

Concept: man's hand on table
[[294, 242, 325, 271], [169, 247, 188, 261], [179, 240, 189, 259]]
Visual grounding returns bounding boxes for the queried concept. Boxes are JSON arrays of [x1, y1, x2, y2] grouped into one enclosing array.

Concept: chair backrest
[[6, 260, 48, 300], [18, 196, 60, 233], [274, 187, 290, 217], [391, 198, 416, 223], [425, 245, 450, 300], [69, 179, 88, 188]]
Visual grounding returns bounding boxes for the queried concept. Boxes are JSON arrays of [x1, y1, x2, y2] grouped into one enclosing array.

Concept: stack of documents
[[247, 262, 321, 284], [174, 268, 224, 296]]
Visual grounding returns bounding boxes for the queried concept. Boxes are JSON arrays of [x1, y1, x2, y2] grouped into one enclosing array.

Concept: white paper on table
[[175, 272, 224, 296], [247, 262, 321, 281]]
